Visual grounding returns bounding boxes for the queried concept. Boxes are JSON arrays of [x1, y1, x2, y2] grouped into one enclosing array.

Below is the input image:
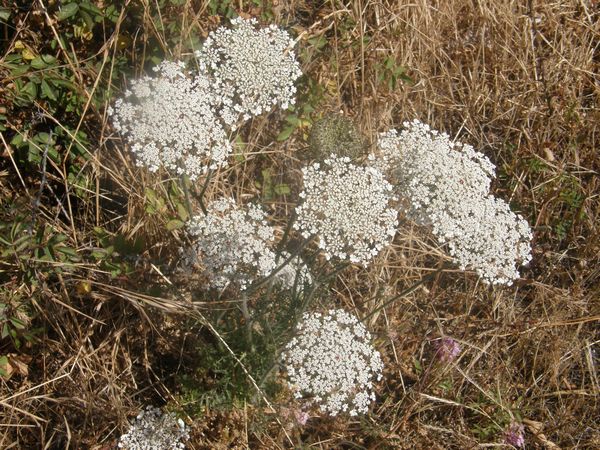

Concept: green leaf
[[176, 203, 189, 221], [22, 81, 38, 101], [57, 3, 79, 21], [42, 54, 57, 65], [10, 65, 29, 77], [9, 318, 25, 330], [285, 114, 300, 126], [166, 219, 185, 231], [274, 184, 291, 195], [0, 356, 8, 379], [276, 125, 296, 142], [41, 79, 58, 101], [0, 8, 11, 22], [80, 1, 103, 17], [105, 5, 120, 23], [10, 134, 24, 147], [30, 56, 48, 70], [56, 245, 79, 258]]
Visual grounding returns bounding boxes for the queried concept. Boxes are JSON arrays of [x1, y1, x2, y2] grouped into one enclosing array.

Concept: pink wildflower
[[504, 422, 525, 448], [436, 337, 461, 362]]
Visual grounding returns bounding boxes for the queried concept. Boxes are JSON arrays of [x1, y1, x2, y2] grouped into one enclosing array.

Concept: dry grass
[[0, 0, 598, 448]]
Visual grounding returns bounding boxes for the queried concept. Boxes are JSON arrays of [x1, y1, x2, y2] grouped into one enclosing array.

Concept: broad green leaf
[[166, 219, 185, 231], [276, 125, 296, 142], [10, 134, 24, 147], [274, 184, 291, 195], [30, 56, 48, 70], [41, 79, 58, 101], [57, 3, 79, 21], [22, 81, 38, 100]]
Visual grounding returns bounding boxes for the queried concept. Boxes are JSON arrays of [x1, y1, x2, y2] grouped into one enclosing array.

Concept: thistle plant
[[109, 61, 234, 181], [373, 120, 532, 285], [294, 155, 399, 265], [282, 309, 384, 416], [308, 113, 366, 161], [117, 406, 189, 450], [195, 17, 302, 121]]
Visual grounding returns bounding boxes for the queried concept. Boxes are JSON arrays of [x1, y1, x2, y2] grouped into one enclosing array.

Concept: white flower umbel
[[375, 120, 496, 225], [283, 309, 384, 416], [440, 195, 533, 285], [373, 120, 532, 285], [294, 155, 398, 265], [109, 61, 233, 180], [195, 17, 302, 121], [117, 405, 189, 450], [183, 198, 277, 290]]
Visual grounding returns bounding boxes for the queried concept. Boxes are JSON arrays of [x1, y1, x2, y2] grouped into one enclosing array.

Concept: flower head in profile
[[117, 405, 189, 450], [195, 17, 302, 121], [294, 155, 398, 265], [283, 309, 384, 416], [182, 198, 277, 290], [109, 61, 233, 180], [372, 120, 532, 285]]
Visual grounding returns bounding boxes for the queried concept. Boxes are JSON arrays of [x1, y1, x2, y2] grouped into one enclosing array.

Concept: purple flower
[[294, 410, 309, 426], [435, 337, 461, 362], [504, 422, 525, 448]]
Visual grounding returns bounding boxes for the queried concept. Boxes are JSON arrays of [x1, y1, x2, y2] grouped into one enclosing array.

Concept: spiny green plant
[[307, 113, 366, 161]]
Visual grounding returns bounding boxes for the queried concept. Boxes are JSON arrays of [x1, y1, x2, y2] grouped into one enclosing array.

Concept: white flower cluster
[[183, 198, 311, 290], [183, 198, 276, 290], [109, 61, 233, 181], [283, 309, 383, 416], [195, 17, 302, 120], [374, 120, 532, 285], [375, 121, 495, 224], [117, 406, 189, 450], [111, 19, 302, 179], [294, 155, 399, 265], [442, 195, 533, 285]]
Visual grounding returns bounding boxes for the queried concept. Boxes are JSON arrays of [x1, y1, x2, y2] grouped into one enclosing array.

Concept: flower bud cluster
[[294, 155, 399, 265], [195, 17, 302, 121], [283, 309, 383, 416], [183, 198, 311, 291], [117, 405, 189, 450], [108, 61, 233, 181], [374, 120, 532, 285]]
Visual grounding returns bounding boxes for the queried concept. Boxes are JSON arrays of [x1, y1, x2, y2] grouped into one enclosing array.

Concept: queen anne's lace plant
[[442, 195, 533, 285], [109, 61, 233, 180], [375, 120, 496, 225], [195, 17, 302, 121], [117, 406, 189, 450], [283, 309, 384, 416], [183, 198, 277, 290], [294, 155, 398, 265], [373, 120, 532, 285]]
